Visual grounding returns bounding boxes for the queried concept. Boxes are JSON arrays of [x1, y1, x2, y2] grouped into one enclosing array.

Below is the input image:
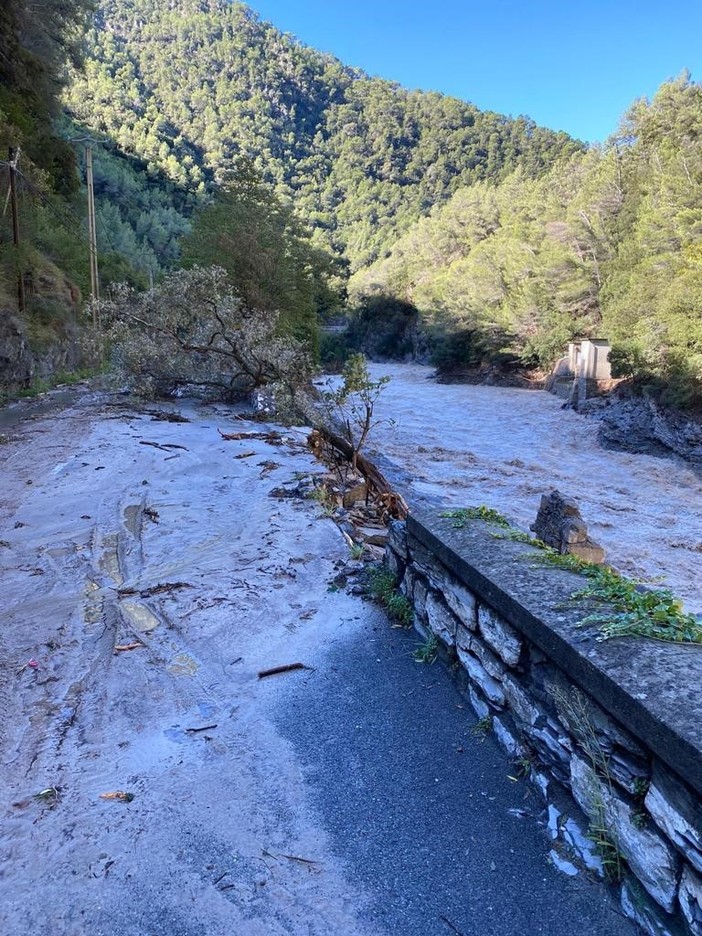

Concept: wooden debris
[[218, 429, 282, 442], [279, 853, 318, 866], [139, 440, 169, 452], [261, 848, 320, 867], [117, 581, 192, 598], [147, 410, 190, 424], [114, 642, 144, 653], [307, 429, 408, 520], [185, 724, 218, 734], [99, 791, 134, 802], [440, 915, 468, 936], [139, 440, 189, 452], [257, 662, 312, 679]]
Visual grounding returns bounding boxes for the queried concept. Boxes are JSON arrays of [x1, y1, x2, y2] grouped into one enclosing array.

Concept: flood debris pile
[[305, 431, 407, 553]]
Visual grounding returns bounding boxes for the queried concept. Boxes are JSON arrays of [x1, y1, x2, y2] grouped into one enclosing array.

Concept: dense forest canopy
[[65, 0, 583, 271], [0, 0, 99, 327], [0, 0, 93, 194], [2, 0, 701, 412], [352, 74, 702, 408]]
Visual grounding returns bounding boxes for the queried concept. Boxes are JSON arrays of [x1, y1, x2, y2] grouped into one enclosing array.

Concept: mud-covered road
[[368, 363, 702, 614], [0, 390, 635, 935]]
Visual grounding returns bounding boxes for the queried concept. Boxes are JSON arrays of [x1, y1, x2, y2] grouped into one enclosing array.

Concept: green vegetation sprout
[[369, 565, 414, 627], [440, 506, 511, 528]]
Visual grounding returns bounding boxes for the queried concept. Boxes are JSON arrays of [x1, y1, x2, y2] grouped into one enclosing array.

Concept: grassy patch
[[440, 506, 511, 528], [348, 541, 365, 560], [369, 564, 414, 627], [551, 686, 624, 882], [308, 483, 337, 517], [472, 714, 493, 739], [412, 632, 439, 664]]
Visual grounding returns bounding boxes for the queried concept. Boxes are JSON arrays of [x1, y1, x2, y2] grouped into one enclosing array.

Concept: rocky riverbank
[[579, 392, 702, 469]]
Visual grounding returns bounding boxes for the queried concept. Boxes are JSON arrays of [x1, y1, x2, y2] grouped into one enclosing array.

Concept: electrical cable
[[96, 202, 121, 256]]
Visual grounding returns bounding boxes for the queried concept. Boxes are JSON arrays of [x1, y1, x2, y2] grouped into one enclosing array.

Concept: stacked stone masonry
[[387, 512, 702, 936]]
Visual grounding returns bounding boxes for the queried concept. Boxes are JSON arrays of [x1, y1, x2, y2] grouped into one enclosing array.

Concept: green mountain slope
[[0, 0, 96, 389], [352, 74, 702, 408], [66, 0, 583, 271]]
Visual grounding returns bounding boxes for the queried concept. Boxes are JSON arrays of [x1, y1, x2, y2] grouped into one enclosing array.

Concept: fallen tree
[[92, 266, 313, 401], [306, 427, 408, 520], [295, 355, 408, 520], [94, 273, 407, 517]]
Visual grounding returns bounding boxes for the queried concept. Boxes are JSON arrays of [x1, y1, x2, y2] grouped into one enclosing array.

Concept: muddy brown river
[[365, 363, 702, 614]]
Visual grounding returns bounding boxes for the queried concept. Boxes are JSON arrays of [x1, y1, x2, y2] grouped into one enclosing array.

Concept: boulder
[[531, 490, 605, 564]]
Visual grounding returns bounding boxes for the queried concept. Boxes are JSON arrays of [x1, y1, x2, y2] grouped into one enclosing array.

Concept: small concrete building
[[568, 339, 612, 381]]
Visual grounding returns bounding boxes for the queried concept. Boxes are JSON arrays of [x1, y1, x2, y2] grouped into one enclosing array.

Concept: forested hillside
[[67, 0, 582, 271], [352, 74, 702, 409], [4, 0, 701, 412], [0, 0, 95, 385]]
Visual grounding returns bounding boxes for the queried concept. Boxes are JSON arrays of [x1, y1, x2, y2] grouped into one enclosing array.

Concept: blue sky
[[247, 1, 702, 143]]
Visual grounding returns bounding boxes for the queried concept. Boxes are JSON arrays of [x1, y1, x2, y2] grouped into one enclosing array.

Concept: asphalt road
[[273, 619, 637, 936]]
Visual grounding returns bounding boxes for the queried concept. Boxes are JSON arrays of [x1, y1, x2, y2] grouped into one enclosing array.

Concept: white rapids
[[366, 363, 702, 614]]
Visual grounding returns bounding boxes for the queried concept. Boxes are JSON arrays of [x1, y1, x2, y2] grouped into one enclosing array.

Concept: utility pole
[[85, 145, 100, 314], [8, 147, 25, 314], [69, 134, 111, 318]]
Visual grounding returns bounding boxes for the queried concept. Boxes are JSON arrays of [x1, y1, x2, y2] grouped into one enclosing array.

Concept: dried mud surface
[[0, 392, 380, 935], [0, 389, 636, 936]]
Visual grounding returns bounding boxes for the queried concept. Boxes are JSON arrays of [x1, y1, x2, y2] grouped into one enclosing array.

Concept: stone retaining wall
[[386, 509, 702, 936]]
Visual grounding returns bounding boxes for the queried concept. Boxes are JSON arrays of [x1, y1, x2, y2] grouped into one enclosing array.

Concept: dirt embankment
[[434, 363, 545, 390]]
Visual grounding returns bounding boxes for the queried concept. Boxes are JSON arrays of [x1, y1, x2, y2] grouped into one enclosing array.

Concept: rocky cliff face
[[0, 262, 84, 391], [0, 310, 83, 390], [587, 395, 702, 468]]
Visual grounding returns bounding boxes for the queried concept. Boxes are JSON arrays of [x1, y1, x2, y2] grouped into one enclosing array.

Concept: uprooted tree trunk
[[293, 388, 408, 520], [307, 428, 408, 520]]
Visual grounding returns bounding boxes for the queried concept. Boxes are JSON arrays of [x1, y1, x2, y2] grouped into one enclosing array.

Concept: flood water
[[367, 363, 702, 614]]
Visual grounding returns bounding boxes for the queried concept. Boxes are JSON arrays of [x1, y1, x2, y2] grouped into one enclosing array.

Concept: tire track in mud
[[1, 397, 384, 936]]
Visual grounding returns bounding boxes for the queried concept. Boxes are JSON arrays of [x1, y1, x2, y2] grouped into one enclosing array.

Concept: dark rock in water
[[593, 396, 702, 466], [531, 490, 605, 564]]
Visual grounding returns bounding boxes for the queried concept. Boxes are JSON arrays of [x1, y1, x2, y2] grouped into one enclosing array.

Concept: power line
[[96, 205, 120, 255]]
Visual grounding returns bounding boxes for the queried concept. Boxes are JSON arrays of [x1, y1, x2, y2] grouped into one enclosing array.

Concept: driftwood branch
[[257, 662, 312, 679], [307, 427, 408, 520]]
